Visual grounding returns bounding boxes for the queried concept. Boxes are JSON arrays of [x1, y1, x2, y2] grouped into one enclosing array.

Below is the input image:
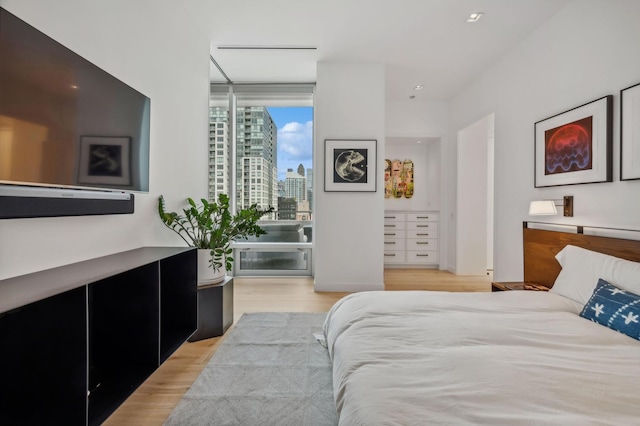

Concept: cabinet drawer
[[384, 212, 406, 222], [383, 221, 406, 231], [406, 238, 437, 251], [406, 250, 439, 264], [406, 228, 438, 239], [383, 229, 403, 238], [383, 238, 405, 249], [407, 212, 439, 222], [406, 221, 437, 232], [384, 250, 406, 264]]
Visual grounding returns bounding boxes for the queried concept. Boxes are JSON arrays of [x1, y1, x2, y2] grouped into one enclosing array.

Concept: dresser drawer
[[383, 250, 406, 264], [383, 221, 405, 231], [383, 229, 403, 239], [383, 238, 405, 249], [406, 228, 438, 239], [406, 238, 437, 251], [406, 250, 439, 264], [407, 212, 439, 222], [406, 221, 437, 232], [384, 212, 406, 222]]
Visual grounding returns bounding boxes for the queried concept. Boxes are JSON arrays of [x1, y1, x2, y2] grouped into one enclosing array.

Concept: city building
[[284, 168, 306, 202], [208, 107, 231, 202], [306, 168, 313, 208], [277, 197, 297, 220], [236, 107, 278, 214], [208, 106, 278, 218], [296, 200, 311, 221]]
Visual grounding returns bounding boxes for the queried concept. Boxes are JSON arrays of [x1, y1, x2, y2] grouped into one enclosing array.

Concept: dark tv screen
[[0, 7, 150, 193]]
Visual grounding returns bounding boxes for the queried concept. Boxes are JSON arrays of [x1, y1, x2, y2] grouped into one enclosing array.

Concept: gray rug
[[165, 312, 337, 426]]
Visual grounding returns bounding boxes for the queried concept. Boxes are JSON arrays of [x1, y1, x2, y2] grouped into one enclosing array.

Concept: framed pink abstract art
[[534, 95, 612, 187]]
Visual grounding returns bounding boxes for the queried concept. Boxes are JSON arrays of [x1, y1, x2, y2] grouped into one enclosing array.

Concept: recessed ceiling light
[[416, 140, 422, 144], [466, 12, 484, 23], [414, 85, 424, 91]]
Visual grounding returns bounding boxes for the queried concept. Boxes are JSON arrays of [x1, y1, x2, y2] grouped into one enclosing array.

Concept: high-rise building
[[306, 168, 313, 208], [285, 168, 306, 202], [297, 163, 305, 177], [208, 106, 231, 202], [236, 107, 278, 217], [277, 180, 285, 198], [306, 168, 313, 189], [208, 105, 278, 219]]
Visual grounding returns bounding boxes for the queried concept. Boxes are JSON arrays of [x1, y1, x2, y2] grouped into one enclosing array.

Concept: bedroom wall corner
[[313, 62, 385, 292], [447, 0, 640, 282]]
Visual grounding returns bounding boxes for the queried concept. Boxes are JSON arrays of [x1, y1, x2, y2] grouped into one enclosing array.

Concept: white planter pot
[[197, 249, 225, 285]]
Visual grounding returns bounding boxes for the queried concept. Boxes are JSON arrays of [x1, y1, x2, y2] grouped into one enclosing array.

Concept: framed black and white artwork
[[324, 139, 377, 192], [78, 136, 131, 186]]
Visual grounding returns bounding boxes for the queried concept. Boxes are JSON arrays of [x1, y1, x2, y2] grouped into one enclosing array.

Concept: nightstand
[[491, 281, 550, 292]]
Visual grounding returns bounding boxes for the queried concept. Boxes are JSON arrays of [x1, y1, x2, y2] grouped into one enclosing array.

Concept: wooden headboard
[[523, 223, 640, 287]]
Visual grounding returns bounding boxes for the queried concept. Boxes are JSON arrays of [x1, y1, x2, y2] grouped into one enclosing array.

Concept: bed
[[323, 224, 640, 425]]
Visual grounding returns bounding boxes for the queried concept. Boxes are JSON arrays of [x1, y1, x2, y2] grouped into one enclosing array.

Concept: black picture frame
[[324, 139, 377, 192], [621, 82, 640, 181], [534, 95, 612, 187], [78, 136, 131, 186]]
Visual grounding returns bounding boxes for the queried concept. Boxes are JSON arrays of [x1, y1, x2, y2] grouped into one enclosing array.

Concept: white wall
[[386, 100, 448, 138], [448, 0, 640, 281], [314, 62, 385, 292], [0, 0, 210, 280]]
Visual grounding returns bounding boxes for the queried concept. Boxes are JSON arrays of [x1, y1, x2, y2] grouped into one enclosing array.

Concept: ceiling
[[180, 0, 571, 101]]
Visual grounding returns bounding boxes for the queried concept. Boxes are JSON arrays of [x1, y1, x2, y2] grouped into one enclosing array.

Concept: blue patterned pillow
[[580, 278, 640, 341]]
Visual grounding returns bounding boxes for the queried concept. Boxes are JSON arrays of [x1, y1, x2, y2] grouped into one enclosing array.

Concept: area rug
[[164, 312, 337, 426]]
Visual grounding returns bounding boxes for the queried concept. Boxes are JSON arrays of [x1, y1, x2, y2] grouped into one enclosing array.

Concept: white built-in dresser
[[384, 211, 439, 267]]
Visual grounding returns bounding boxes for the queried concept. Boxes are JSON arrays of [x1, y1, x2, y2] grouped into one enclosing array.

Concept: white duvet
[[323, 290, 640, 425]]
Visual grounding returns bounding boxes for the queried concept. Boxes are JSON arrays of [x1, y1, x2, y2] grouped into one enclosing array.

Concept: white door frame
[[455, 114, 494, 275]]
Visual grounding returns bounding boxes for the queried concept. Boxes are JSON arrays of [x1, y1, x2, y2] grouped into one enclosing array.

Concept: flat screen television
[[0, 7, 150, 200]]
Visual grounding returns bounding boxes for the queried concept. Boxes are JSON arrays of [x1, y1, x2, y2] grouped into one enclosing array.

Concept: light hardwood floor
[[104, 269, 491, 425]]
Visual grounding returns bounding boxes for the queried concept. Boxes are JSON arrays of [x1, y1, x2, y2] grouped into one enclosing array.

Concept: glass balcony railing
[[238, 220, 312, 243], [237, 250, 310, 271], [232, 220, 313, 276]]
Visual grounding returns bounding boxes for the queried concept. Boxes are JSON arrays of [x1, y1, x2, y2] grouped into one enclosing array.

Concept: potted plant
[[158, 193, 273, 284]]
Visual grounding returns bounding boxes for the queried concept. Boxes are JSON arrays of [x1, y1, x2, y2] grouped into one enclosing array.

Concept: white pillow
[[550, 245, 640, 306]]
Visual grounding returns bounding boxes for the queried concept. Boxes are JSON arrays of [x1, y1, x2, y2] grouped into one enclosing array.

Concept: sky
[[267, 107, 313, 181]]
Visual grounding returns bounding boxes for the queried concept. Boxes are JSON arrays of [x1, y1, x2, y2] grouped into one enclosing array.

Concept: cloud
[[278, 120, 313, 161], [275, 120, 314, 180]]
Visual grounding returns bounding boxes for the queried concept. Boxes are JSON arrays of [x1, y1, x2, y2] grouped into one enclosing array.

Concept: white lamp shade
[[529, 200, 557, 215]]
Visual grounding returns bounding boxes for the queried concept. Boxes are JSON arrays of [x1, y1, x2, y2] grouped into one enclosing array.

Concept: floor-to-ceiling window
[[209, 84, 314, 276]]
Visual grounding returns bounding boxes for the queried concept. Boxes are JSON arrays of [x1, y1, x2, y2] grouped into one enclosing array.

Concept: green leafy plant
[[158, 194, 274, 272]]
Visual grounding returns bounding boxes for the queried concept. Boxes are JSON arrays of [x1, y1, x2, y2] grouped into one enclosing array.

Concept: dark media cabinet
[[0, 247, 197, 426]]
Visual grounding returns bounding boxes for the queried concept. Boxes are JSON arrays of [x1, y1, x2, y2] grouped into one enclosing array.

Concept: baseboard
[[313, 280, 384, 293], [384, 264, 439, 269]]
